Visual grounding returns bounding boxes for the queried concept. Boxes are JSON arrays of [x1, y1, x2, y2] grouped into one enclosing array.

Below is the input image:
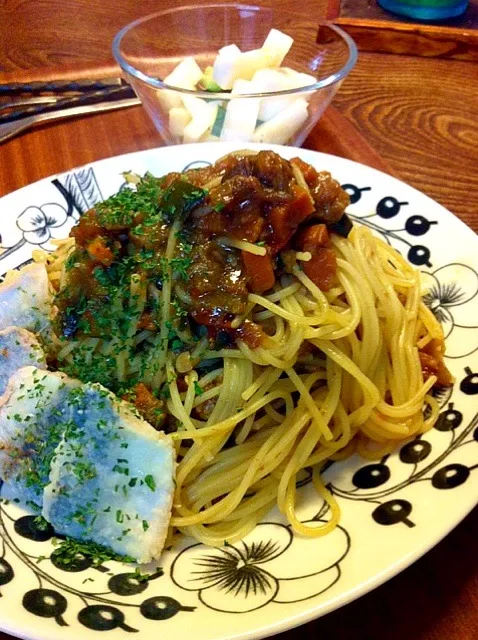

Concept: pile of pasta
[[38, 151, 448, 547]]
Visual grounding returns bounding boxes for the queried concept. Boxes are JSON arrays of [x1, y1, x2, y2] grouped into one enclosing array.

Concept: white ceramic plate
[[0, 143, 477, 640]]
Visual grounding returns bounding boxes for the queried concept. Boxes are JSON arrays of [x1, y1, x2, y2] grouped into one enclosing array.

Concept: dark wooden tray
[[324, 0, 478, 60]]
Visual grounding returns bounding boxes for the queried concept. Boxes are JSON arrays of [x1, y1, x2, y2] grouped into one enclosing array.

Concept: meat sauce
[[419, 339, 453, 387], [57, 151, 350, 345], [54, 150, 450, 389]]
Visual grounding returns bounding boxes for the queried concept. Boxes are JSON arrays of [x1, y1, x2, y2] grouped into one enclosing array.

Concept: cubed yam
[[262, 28, 294, 66], [212, 44, 242, 90], [252, 98, 309, 144], [182, 96, 218, 143], [221, 80, 260, 142], [169, 106, 192, 137]]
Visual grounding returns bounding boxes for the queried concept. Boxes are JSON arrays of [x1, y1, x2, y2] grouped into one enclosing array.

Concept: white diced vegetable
[[251, 68, 291, 92], [233, 47, 278, 81], [200, 66, 223, 92], [252, 68, 296, 121], [182, 95, 207, 117], [158, 57, 203, 110], [262, 29, 294, 66], [165, 57, 203, 89], [253, 67, 318, 121], [169, 107, 191, 138], [258, 95, 295, 122], [212, 44, 242, 90], [252, 97, 309, 145], [231, 79, 253, 95], [281, 67, 317, 95], [292, 71, 317, 89], [157, 89, 181, 113], [220, 80, 260, 142], [160, 29, 313, 142], [182, 96, 218, 143]]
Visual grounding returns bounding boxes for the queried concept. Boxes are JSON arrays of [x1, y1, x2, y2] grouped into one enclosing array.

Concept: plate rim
[[1, 141, 476, 240], [0, 142, 477, 640]]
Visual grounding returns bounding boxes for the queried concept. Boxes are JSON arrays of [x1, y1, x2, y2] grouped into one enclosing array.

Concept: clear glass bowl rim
[[112, 3, 358, 100]]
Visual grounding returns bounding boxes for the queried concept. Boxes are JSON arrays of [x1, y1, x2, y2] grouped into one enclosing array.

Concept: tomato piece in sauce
[[241, 250, 275, 294], [295, 224, 329, 252], [268, 185, 315, 253], [419, 339, 453, 386], [302, 248, 337, 291]]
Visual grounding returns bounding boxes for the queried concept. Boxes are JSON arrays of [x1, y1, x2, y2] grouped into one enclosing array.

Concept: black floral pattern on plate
[[170, 521, 350, 613], [0, 499, 195, 630], [341, 183, 436, 267], [422, 264, 478, 359], [0, 167, 103, 262]]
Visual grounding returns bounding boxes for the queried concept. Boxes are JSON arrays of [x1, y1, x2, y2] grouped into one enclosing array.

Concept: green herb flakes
[[144, 475, 156, 492]]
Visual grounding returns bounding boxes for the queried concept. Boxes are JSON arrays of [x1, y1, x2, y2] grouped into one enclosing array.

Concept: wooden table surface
[[0, 1, 477, 639]]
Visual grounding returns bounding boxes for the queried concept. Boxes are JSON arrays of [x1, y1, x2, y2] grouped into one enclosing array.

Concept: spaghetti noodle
[[38, 150, 451, 547]]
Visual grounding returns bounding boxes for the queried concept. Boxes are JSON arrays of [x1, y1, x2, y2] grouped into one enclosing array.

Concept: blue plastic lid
[[377, 0, 468, 20]]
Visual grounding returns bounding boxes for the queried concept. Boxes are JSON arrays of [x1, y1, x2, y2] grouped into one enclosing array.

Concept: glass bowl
[[112, 3, 357, 147]]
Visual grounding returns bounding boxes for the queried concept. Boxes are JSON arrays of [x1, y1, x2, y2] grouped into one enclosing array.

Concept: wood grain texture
[[0, 2, 477, 640], [337, 23, 478, 61], [334, 52, 478, 228], [0, 105, 396, 196], [329, 0, 478, 62], [304, 106, 397, 175], [0, 0, 328, 80], [0, 106, 160, 195]]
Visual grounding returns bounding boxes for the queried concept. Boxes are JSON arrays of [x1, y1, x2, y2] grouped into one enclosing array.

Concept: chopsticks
[[0, 78, 135, 125]]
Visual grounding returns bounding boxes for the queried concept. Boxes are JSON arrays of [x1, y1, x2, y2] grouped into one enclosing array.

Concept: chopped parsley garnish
[[194, 381, 204, 396], [144, 475, 156, 492], [95, 173, 163, 228], [165, 321, 185, 352], [50, 537, 135, 568], [171, 339, 184, 352], [169, 256, 192, 282], [53, 170, 210, 399], [33, 515, 50, 531], [171, 298, 187, 319]]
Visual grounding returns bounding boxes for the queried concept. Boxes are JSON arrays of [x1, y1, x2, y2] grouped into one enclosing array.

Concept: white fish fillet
[[0, 263, 52, 336], [0, 366, 176, 563], [0, 326, 46, 395], [0, 367, 80, 509]]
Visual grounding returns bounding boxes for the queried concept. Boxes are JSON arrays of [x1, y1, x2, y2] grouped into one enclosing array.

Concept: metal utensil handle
[[0, 97, 141, 144], [0, 85, 136, 125], [0, 78, 124, 95]]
